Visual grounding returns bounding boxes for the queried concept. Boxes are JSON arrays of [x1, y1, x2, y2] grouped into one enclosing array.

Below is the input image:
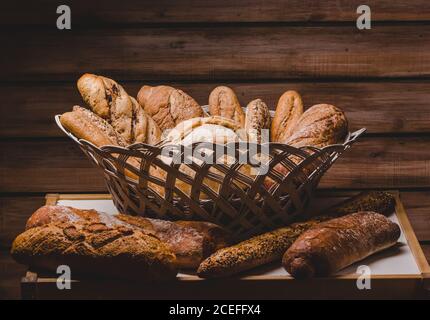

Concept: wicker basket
[[55, 109, 365, 239]]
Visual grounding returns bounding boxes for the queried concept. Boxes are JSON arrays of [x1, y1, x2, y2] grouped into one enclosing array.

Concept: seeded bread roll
[[137, 85, 204, 131], [283, 212, 400, 278], [11, 218, 177, 282], [77, 74, 134, 143], [327, 191, 395, 217], [245, 99, 271, 143], [60, 106, 126, 147], [209, 86, 245, 128], [271, 90, 304, 142]]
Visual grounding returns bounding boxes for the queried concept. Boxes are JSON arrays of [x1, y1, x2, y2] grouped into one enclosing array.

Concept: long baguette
[[197, 191, 395, 278]]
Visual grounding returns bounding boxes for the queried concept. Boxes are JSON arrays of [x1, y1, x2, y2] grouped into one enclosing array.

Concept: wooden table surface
[[1, 0, 430, 299]]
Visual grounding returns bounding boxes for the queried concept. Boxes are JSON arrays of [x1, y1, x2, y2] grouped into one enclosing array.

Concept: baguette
[[26, 205, 230, 269], [197, 191, 395, 278], [282, 212, 400, 278], [12, 219, 177, 282]]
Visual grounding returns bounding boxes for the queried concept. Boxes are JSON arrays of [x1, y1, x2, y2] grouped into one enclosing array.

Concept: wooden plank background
[[1, 1, 430, 299]]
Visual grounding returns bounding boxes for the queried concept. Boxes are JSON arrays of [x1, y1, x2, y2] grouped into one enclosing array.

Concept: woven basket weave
[[55, 110, 365, 239]]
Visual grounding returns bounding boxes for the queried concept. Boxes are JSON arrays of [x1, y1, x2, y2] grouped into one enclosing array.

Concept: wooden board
[[3, 25, 430, 81], [2, 1, 430, 25], [3, 80, 430, 137], [1, 137, 429, 193], [16, 192, 430, 299]]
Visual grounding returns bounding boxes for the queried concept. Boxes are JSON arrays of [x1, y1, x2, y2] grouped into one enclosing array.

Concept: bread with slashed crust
[[137, 85, 204, 131], [11, 217, 177, 281], [208, 86, 245, 128]]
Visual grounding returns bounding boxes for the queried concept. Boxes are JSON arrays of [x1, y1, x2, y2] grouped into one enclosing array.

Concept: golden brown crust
[[282, 212, 401, 278], [197, 219, 323, 278], [271, 90, 304, 142], [284, 104, 348, 148], [60, 106, 126, 147], [130, 97, 162, 145], [77, 74, 133, 143], [245, 99, 271, 143], [25, 205, 228, 269], [208, 86, 245, 128], [12, 219, 177, 281], [137, 85, 203, 131]]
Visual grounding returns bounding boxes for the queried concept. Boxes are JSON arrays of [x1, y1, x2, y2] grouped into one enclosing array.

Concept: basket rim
[[54, 113, 366, 154]]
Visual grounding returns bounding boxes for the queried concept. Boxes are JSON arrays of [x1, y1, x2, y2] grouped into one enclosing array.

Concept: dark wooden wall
[[1, 1, 430, 299]]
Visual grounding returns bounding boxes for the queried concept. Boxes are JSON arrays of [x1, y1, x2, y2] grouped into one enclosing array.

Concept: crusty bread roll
[[283, 211, 401, 278], [60, 106, 126, 147], [209, 86, 245, 128], [137, 85, 204, 131], [77, 74, 134, 143], [245, 99, 271, 143], [271, 90, 303, 142], [12, 211, 177, 281], [285, 104, 348, 148]]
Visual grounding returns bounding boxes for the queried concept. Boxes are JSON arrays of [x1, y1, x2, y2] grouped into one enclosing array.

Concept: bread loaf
[[245, 99, 271, 143], [271, 90, 304, 142], [137, 85, 204, 131], [197, 190, 396, 278], [197, 219, 323, 278], [282, 212, 401, 278], [12, 218, 177, 281], [77, 74, 134, 143], [25, 205, 229, 269], [285, 104, 348, 148], [60, 106, 126, 147], [209, 86, 245, 128]]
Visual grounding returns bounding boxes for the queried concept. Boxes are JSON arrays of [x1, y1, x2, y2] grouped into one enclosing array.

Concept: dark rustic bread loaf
[[197, 191, 396, 278], [11, 219, 177, 281], [25, 205, 229, 269], [282, 211, 401, 279]]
